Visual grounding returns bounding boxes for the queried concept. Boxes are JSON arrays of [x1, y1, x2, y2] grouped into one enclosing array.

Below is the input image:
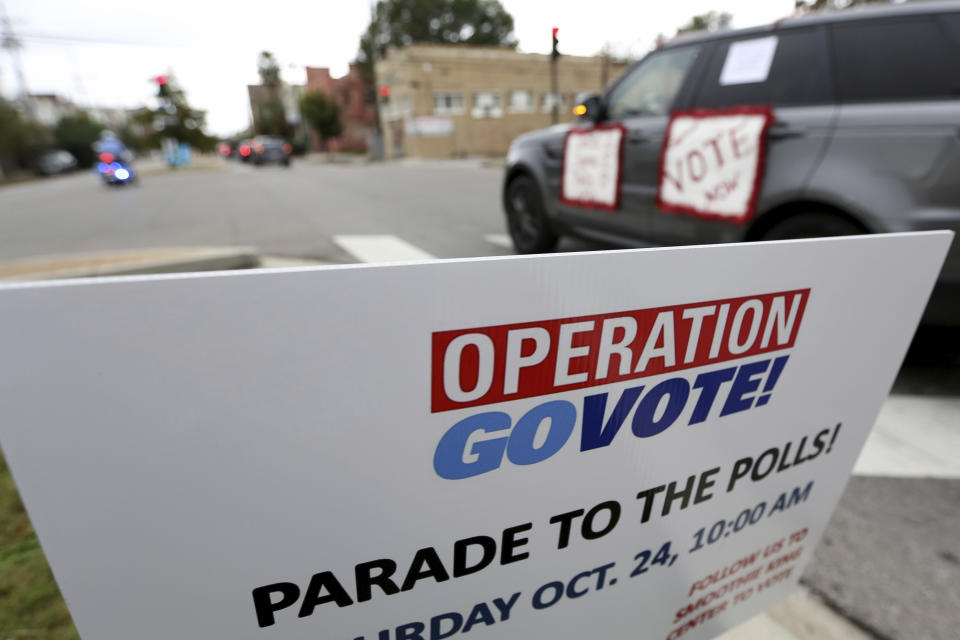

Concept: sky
[[0, 0, 795, 136]]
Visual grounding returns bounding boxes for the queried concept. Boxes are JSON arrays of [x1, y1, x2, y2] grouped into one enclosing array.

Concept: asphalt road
[[0, 157, 562, 264], [1, 157, 958, 639]]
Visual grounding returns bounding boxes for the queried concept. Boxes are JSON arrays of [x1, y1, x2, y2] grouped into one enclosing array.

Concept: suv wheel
[[761, 213, 864, 240], [505, 175, 558, 254]]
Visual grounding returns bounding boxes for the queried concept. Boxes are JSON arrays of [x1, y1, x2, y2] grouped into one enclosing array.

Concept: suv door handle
[[625, 130, 651, 144], [767, 122, 805, 140]]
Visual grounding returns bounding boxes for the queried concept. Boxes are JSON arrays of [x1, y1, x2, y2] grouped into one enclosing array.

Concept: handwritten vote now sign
[[656, 107, 773, 222]]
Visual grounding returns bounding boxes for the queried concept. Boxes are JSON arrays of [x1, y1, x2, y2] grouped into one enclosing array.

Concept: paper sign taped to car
[[561, 124, 625, 210], [0, 232, 952, 640], [657, 106, 773, 222], [719, 37, 779, 86]]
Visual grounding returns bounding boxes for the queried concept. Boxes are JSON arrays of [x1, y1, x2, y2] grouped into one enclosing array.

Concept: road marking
[[854, 394, 960, 478], [333, 235, 436, 263], [484, 233, 513, 250]]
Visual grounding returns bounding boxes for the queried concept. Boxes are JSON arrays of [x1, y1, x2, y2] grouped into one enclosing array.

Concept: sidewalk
[[721, 588, 872, 640]]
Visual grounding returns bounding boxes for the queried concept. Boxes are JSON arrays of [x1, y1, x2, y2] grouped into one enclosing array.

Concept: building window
[[508, 90, 535, 112], [434, 91, 465, 114], [472, 91, 503, 118], [383, 95, 413, 120], [542, 92, 565, 112]]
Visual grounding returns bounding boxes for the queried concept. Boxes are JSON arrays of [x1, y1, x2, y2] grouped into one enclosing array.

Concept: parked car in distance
[[35, 150, 77, 176], [503, 0, 960, 325], [250, 137, 293, 167]]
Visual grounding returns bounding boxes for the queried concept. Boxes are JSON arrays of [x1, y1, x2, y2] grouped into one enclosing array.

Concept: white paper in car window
[[719, 36, 778, 85]]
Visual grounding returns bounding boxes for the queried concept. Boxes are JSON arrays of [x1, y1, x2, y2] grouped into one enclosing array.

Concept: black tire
[[504, 175, 558, 254], [761, 212, 864, 241]]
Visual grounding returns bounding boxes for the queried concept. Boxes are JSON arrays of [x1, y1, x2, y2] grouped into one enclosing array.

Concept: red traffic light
[[379, 85, 390, 98], [154, 75, 168, 86], [552, 27, 558, 38]]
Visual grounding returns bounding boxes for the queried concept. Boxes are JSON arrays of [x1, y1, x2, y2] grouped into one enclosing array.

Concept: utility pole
[[1, 0, 31, 117], [550, 27, 559, 125]]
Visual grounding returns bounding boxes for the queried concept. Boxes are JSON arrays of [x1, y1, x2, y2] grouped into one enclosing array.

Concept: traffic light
[[551, 27, 559, 60], [379, 85, 390, 103], [154, 75, 170, 98]]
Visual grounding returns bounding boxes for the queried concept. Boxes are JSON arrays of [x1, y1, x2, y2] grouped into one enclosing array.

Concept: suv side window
[[605, 46, 701, 119], [832, 16, 960, 103], [691, 27, 831, 108]]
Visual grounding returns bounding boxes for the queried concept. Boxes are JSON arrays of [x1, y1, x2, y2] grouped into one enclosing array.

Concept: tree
[[253, 51, 293, 138], [129, 75, 217, 153], [299, 91, 343, 154], [54, 113, 103, 168], [255, 100, 291, 137], [356, 0, 517, 83], [676, 11, 732, 35], [795, 0, 890, 10], [258, 51, 282, 87], [0, 99, 54, 174]]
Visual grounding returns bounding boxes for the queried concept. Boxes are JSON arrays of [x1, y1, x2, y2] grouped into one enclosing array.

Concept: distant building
[[374, 44, 629, 159], [305, 65, 377, 153], [24, 94, 77, 127], [86, 106, 137, 132], [22, 95, 135, 132]]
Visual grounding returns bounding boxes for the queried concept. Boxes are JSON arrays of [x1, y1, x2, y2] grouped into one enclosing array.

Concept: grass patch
[[0, 447, 79, 639]]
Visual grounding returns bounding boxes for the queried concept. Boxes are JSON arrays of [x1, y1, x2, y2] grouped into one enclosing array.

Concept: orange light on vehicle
[[573, 104, 587, 116], [282, 143, 292, 154]]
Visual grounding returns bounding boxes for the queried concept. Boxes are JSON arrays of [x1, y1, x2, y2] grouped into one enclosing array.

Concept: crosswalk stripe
[[484, 233, 513, 250], [333, 234, 437, 263]]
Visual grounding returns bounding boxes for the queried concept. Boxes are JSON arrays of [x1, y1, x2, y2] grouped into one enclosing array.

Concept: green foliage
[[676, 11, 732, 35], [0, 447, 80, 639], [0, 100, 54, 174], [128, 75, 217, 153], [299, 91, 343, 148], [258, 51, 282, 87], [795, 0, 891, 10], [356, 0, 517, 82], [255, 100, 292, 138], [54, 113, 103, 168]]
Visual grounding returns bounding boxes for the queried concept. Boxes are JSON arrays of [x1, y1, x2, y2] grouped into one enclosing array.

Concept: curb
[[0, 247, 261, 282]]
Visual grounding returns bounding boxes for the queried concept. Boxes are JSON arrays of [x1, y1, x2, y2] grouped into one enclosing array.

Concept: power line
[[13, 31, 178, 47]]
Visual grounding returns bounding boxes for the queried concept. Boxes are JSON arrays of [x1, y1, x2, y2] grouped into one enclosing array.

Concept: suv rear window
[[691, 27, 831, 109], [832, 16, 960, 103]]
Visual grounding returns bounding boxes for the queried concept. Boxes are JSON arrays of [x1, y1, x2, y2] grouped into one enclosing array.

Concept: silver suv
[[503, 1, 960, 325]]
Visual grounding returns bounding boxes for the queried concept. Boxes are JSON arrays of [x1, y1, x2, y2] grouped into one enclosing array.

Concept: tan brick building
[[374, 44, 628, 159]]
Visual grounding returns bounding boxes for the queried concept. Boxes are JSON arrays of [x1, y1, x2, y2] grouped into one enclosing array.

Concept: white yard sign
[[657, 107, 773, 222], [561, 124, 625, 210], [0, 233, 952, 640]]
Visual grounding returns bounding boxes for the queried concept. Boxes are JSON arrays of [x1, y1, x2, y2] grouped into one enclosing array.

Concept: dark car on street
[[35, 150, 77, 176], [503, 1, 960, 325], [249, 137, 292, 167]]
